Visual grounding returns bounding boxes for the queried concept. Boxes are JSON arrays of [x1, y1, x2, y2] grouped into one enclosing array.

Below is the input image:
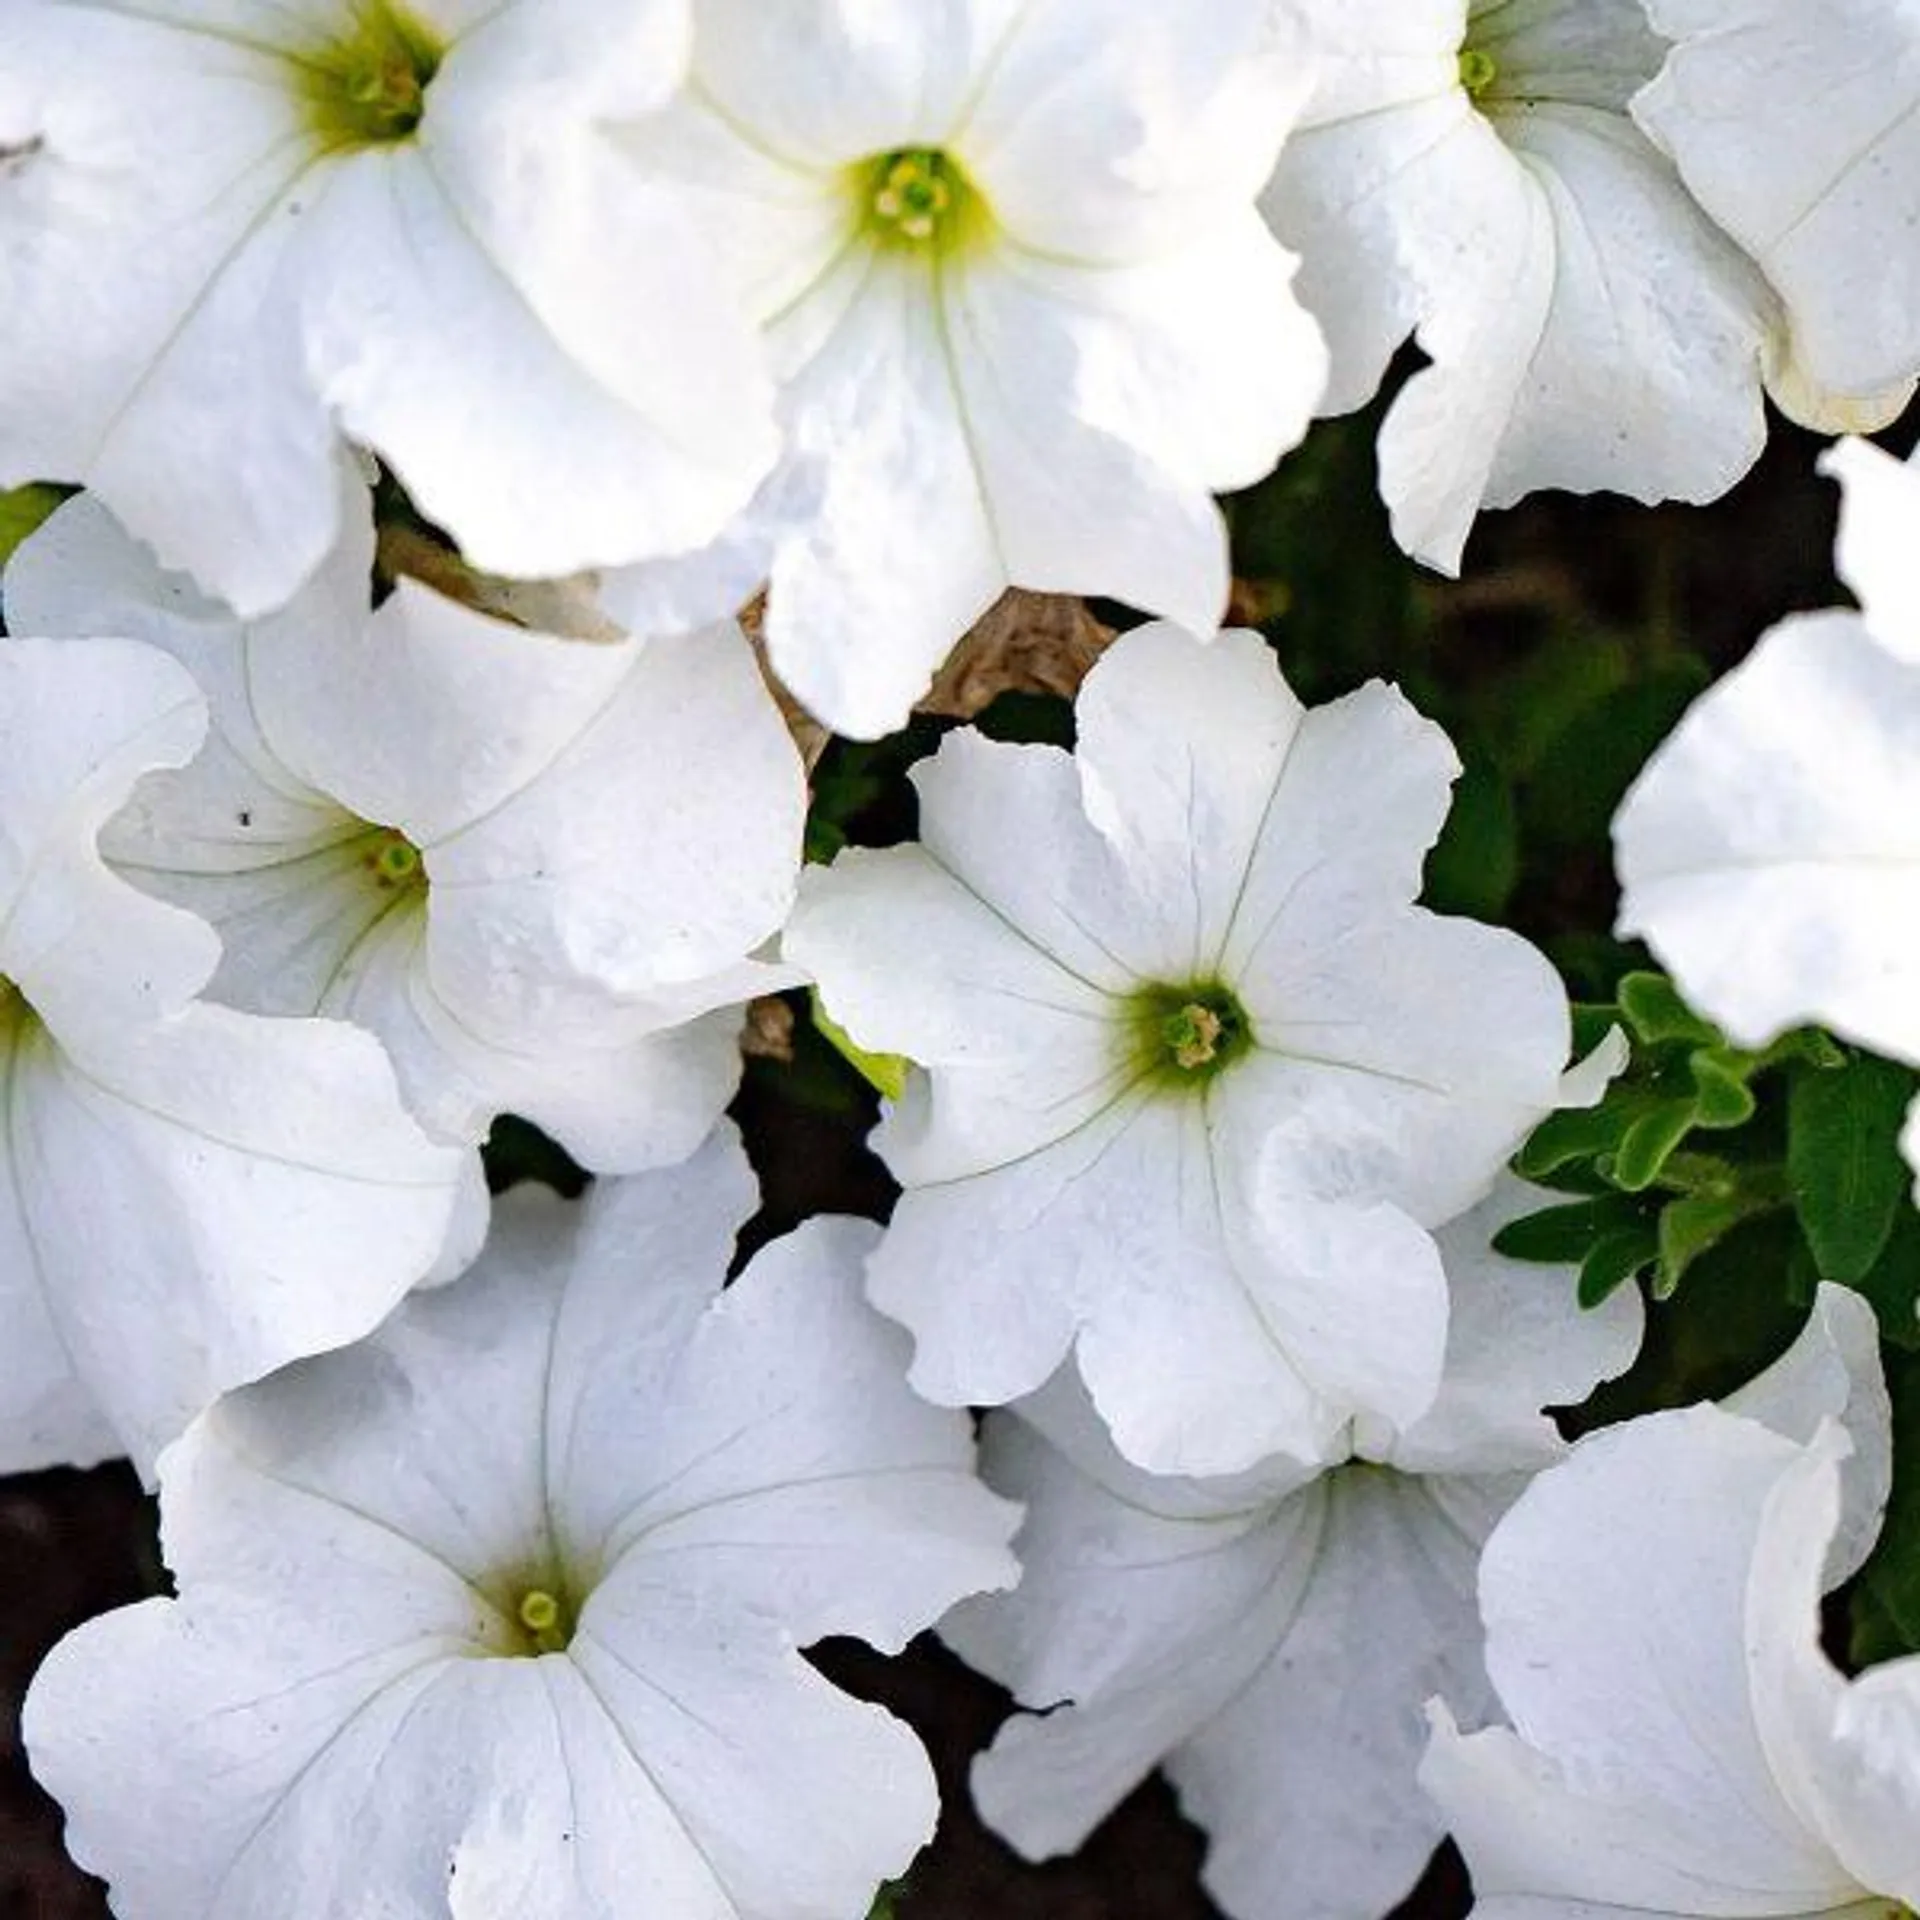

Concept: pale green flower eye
[[363, 827, 425, 892], [300, 1, 444, 149], [1458, 47, 1499, 99], [861, 147, 980, 251], [514, 1585, 574, 1655], [1126, 980, 1254, 1089]]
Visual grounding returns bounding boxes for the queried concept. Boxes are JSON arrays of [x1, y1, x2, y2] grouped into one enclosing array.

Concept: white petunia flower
[[0, 0, 774, 618], [24, 1127, 1022, 1920], [1423, 1388, 1917, 1920], [614, 0, 1328, 738], [1263, 0, 1777, 573], [0, 637, 464, 1478], [785, 621, 1574, 1476], [1635, 0, 1920, 431], [1614, 438, 1920, 1074], [949, 1264, 1884, 1920], [5, 489, 806, 1173], [941, 1180, 1648, 1920]]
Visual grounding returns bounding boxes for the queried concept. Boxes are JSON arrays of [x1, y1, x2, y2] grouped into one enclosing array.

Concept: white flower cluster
[[0, 0, 1916, 1915]]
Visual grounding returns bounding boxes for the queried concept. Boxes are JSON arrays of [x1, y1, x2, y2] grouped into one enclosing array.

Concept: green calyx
[[299, 0, 443, 150], [1458, 47, 1499, 99], [859, 147, 983, 253], [1126, 980, 1254, 1090], [514, 1585, 574, 1656], [362, 826, 426, 893]]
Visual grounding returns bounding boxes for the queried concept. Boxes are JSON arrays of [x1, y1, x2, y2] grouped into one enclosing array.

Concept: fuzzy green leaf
[[1788, 1052, 1917, 1286]]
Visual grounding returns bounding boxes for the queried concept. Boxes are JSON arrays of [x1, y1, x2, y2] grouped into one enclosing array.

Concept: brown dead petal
[[918, 588, 1115, 720], [740, 994, 796, 1063]]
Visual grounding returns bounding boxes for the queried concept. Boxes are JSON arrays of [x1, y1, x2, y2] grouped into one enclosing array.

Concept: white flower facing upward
[[941, 1180, 1647, 1920], [0, 637, 464, 1478], [1613, 439, 1920, 1174], [1635, 0, 1920, 431], [1263, 0, 1778, 572], [25, 1126, 1022, 1920], [785, 622, 1574, 1477], [5, 489, 806, 1174], [0, 0, 774, 618], [615, 0, 1328, 738], [949, 1269, 1887, 1920], [1423, 1386, 1919, 1920]]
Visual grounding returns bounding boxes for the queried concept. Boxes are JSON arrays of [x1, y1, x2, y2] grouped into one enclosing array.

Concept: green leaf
[[1788, 1051, 1918, 1286], [1610, 1099, 1698, 1192], [1655, 1190, 1767, 1299], [1493, 1198, 1620, 1264], [1847, 1203, 1920, 1351], [810, 990, 910, 1102], [1687, 1049, 1758, 1130], [1578, 1223, 1659, 1307], [1513, 1100, 1635, 1181], [1424, 757, 1519, 921], [1616, 972, 1721, 1048], [1851, 1349, 1920, 1665], [0, 483, 69, 573]]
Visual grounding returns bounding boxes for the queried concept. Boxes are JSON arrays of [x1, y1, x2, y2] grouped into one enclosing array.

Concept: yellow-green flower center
[[362, 827, 426, 893], [1458, 47, 1499, 99], [515, 1586, 573, 1655], [860, 147, 980, 252], [1127, 980, 1255, 1090], [299, 0, 443, 150]]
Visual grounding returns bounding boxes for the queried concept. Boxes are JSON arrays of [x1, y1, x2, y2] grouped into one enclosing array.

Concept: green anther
[[364, 827, 425, 892], [516, 1587, 572, 1655], [1126, 980, 1255, 1090], [299, 0, 443, 149], [861, 147, 981, 251], [1458, 47, 1499, 99]]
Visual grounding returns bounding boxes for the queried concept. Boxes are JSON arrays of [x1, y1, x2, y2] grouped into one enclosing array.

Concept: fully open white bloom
[[0, 637, 464, 1477], [25, 1126, 1021, 1920], [1423, 1388, 1918, 1920], [785, 622, 1573, 1476], [1263, 0, 1776, 572], [1614, 444, 1920, 1098], [5, 490, 805, 1173], [0, 0, 774, 618], [1635, 0, 1920, 430], [950, 1272, 1882, 1920], [615, 0, 1328, 738]]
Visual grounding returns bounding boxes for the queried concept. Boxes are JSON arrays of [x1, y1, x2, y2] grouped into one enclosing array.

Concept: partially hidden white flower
[[24, 1126, 1022, 1920], [614, 0, 1329, 738], [1422, 1364, 1914, 1920], [5, 488, 806, 1173], [0, 0, 774, 618], [1635, 0, 1920, 431], [941, 1179, 1648, 1920], [0, 636, 465, 1478], [1614, 441, 1920, 1069], [785, 621, 1574, 1476], [1263, 0, 1777, 573], [949, 1264, 1885, 1920]]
